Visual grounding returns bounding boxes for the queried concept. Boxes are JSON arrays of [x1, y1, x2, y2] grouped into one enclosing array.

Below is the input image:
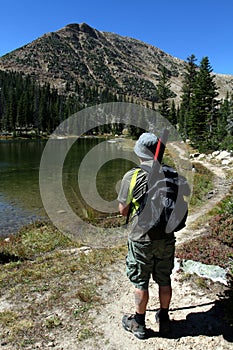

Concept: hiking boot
[[122, 314, 146, 339], [155, 309, 171, 337]]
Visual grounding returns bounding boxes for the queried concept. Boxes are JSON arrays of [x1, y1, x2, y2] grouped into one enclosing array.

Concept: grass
[[189, 162, 214, 208], [0, 221, 76, 261], [0, 223, 127, 348]]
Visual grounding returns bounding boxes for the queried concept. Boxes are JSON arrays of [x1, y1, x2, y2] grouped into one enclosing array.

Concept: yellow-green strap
[[126, 168, 141, 215]]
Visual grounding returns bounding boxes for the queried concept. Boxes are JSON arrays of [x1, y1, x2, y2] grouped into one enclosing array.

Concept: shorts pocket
[[126, 256, 138, 283]]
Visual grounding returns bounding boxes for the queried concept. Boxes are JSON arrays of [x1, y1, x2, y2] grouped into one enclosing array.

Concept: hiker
[[118, 132, 176, 339]]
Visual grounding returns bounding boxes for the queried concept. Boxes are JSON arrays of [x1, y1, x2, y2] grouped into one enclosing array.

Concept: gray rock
[[174, 258, 228, 285]]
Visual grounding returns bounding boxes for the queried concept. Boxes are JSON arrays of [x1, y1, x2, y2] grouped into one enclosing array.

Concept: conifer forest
[[0, 55, 232, 152]]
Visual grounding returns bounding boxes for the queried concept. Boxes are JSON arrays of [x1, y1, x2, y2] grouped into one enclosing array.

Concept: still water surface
[[0, 138, 136, 236]]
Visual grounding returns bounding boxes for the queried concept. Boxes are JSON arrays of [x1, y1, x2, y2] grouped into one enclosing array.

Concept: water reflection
[[0, 138, 136, 236]]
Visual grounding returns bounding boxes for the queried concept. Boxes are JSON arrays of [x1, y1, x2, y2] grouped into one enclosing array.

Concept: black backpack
[[131, 164, 190, 238]]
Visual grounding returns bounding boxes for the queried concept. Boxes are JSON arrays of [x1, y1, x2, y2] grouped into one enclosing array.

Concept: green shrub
[[190, 162, 214, 207], [209, 214, 233, 247]]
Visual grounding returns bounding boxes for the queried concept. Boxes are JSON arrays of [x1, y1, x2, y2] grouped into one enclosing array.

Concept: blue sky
[[1, 0, 232, 75]]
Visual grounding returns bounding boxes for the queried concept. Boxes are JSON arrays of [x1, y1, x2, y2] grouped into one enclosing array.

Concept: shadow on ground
[[146, 299, 233, 342]]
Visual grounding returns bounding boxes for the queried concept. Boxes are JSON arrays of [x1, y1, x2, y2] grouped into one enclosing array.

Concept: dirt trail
[[74, 156, 233, 350]]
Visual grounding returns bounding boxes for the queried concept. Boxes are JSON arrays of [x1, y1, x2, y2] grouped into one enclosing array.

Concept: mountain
[[0, 23, 232, 104]]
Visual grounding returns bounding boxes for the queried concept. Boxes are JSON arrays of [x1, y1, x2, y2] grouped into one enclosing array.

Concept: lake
[[0, 138, 137, 236]]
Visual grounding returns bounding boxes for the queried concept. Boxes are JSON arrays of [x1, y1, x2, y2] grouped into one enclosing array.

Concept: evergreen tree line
[[0, 70, 76, 135], [0, 56, 233, 152], [157, 55, 233, 152], [0, 70, 128, 136]]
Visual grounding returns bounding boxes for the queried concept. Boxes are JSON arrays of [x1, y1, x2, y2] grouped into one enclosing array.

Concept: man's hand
[[119, 203, 130, 217]]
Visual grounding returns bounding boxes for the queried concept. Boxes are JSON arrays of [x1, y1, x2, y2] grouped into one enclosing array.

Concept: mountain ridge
[[0, 22, 232, 104]]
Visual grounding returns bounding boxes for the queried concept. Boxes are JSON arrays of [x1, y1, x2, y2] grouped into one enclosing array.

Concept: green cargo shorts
[[126, 236, 175, 290]]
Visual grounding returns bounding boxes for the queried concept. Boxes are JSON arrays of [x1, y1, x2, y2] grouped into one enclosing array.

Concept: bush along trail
[[0, 149, 232, 349]]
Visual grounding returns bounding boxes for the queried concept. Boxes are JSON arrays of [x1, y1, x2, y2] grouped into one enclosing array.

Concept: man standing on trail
[[117, 132, 176, 339]]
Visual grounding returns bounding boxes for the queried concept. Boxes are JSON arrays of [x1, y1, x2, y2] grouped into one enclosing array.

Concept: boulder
[[174, 258, 228, 285], [222, 158, 233, 165], [198, 153, 206, 160], [212, 150, 220, 157], [216, 150, 231, 160]]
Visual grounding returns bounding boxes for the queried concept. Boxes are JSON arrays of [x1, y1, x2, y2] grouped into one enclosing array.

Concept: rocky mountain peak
[[64, 22, 98, 38], [0, 23, 232, 103]]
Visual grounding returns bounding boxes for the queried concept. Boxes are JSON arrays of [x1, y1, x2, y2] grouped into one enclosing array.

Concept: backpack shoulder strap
[[126, 167, 141, 205]]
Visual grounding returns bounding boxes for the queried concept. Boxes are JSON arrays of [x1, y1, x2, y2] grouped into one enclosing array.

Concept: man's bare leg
[[134, 288, 149, 314], [159, 285, 172, 309]]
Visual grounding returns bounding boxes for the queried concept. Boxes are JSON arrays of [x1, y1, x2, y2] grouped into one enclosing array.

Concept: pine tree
[[17, 92, 28, 131], [179, 54, 198, 138], [157, 66, 172, 120], [226, 94, 233, 137], [169, 100, 177, 125], [218, 93, 233, 149], [189, 56, 219, 151], [6, 89, 17, 132]]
